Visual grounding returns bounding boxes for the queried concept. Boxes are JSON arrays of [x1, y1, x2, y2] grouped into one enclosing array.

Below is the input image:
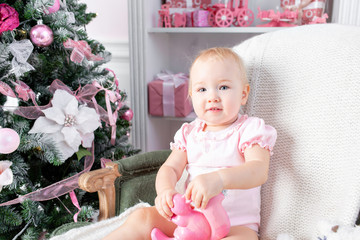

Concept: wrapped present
[[148, 71, 193, 117], [186, 9, 209, 27], [280, 0, 327, 25], [166, 0, 211, 8], [301, 0, 327, 24]]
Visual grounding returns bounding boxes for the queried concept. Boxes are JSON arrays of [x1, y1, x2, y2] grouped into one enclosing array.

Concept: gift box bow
[[155, 70, 188, 88]]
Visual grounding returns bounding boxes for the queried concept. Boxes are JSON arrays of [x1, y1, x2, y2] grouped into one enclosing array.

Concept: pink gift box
[[148, 74, 192, 117], [280, 0, 327, 25], [186, 10, 209, 27]]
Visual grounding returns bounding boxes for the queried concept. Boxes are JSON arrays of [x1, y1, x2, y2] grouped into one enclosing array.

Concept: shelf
[[148, 27, 290, 33], [150, 111, 197, 121]]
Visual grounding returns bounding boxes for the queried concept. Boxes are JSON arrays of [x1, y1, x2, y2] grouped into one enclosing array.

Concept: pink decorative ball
[[122, 109, 134, 121], [0, 128, 20, 154], [30, 24, 54, 47]]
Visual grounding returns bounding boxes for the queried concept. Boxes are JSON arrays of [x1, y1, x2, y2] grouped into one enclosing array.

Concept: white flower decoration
[[0, 160, 13, 192], [29, 89, 101, 161]]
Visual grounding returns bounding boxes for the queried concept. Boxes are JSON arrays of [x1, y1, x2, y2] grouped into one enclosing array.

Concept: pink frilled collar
[[193, 114, 248, 141]]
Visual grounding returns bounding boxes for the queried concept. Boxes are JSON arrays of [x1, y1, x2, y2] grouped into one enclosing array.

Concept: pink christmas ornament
[[122, 109, 133, 121], [0, 128, 20, 154], [45, 0, 60, 14], [30, 24, 54, 47]]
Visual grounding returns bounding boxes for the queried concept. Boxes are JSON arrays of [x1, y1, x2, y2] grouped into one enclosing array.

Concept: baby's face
[[190, 57, 249, 131]]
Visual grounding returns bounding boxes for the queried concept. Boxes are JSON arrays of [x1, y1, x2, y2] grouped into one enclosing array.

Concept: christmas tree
[[0, 0, 139, 239]]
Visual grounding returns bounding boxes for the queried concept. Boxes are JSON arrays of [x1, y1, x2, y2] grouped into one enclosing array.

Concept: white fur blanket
[[50, 202, 360, 240], [49, 203, 150, 240]]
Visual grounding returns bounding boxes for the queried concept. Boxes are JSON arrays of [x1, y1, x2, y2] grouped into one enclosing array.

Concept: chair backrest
[[233, 24, 360, 239]]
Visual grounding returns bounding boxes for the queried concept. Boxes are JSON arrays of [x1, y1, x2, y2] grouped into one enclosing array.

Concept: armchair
[[50, 150, 170, 237], [78, 150, 171, 220], [51, 24, 360, 240]]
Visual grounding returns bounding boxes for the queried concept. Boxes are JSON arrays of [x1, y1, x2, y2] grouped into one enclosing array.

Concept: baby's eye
[[219, 85, 229, 90], [198, 88, 206, 92]]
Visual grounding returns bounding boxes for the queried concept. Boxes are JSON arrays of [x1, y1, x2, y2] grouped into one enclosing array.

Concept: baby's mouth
[[208, 107, 222, 111]]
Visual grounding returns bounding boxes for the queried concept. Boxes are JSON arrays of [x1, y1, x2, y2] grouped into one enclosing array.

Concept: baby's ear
[[241, 84, 250, 105]]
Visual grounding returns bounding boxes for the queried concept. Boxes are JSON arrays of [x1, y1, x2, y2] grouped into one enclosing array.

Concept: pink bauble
[[45, 0, 60, 14], [30, 24, 54, 47], [122, 109, 134, 121], [0, 128, 20, 154]]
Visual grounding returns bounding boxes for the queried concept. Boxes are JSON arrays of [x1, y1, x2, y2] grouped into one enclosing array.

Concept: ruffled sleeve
[[239, 117, 277, 155], [170, 122, 190, 152]]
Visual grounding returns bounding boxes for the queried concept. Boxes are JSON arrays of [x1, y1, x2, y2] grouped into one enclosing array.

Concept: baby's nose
[[207, 91, 220, 103]]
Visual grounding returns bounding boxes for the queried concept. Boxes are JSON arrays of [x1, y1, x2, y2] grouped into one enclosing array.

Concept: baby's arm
[[217, 144, 270, 189], [186, 144, 270, 209], [155, 149, 187, 220]]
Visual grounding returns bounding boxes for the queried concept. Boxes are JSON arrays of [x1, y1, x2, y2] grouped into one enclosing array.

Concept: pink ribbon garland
[[0, 145, 94, 207], [12, 79, 101, 120], [63, 39, 103, 64], [0, 80, 16, 98], [69, 190, 81, 222]]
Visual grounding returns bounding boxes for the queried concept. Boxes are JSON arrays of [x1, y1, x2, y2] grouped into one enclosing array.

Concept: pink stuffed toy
[[151, 193, 230, 240]]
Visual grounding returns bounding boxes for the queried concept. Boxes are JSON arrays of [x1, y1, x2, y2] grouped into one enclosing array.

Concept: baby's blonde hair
[[189, 47, 248, 95]]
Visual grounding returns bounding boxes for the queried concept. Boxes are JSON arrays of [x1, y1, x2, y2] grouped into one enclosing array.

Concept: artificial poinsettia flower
[[0, 160, 13, 192], [0, 4, 20, 35], [29, 89, 101, 162]]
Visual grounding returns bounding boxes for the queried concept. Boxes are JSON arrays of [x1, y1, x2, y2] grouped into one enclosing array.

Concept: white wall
[[80, 0, 131, 102]]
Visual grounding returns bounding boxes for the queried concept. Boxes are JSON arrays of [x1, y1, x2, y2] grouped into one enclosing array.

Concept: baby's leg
[[223, 225, 259, 240], [102, 206, 176, 240]]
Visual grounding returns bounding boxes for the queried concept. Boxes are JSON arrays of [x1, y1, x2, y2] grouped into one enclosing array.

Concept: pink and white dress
[[170, 114, 277, 232]]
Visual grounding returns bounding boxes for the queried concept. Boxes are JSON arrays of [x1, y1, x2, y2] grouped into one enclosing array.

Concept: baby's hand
[[155, 189, 178, 221], [185, 172, 224, 209]]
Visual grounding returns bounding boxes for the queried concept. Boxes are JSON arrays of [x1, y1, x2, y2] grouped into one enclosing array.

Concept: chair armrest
[[79, 162, 120, 221], [78, 150, 171, 221]]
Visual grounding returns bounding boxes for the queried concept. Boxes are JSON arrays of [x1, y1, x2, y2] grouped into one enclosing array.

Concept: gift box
[[186, 10, 209, 27], [148, 71, 193, 117], [280, 0, 327, 25], [301, 0, 327, 24], [166, 0, 211, 8]]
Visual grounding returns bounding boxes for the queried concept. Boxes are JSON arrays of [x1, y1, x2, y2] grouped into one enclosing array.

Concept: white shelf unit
[[127, 0, 319, 152], [148, 27, 288, 33]]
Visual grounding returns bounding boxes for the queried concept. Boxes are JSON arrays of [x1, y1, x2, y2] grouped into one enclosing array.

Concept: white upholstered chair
[[51, 23, 360, 240], [233, 23, 360, 239]]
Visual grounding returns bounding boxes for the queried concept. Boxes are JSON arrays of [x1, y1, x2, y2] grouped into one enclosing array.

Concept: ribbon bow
[[92, 68, 122, 145], [11, 80, 37, 105], [155, 70, 188, 88], [63, 39, 103, 64], [8, 39, 35, 78]]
